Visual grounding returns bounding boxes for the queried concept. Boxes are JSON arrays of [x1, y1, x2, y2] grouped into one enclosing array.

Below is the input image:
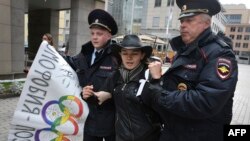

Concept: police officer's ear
[[107, 33, 112, 38], [200, 14, 211, 29]]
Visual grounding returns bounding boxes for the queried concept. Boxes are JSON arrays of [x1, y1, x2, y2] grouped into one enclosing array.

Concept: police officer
[[67, 9, 118, 141], [141, 0, 238, 141]]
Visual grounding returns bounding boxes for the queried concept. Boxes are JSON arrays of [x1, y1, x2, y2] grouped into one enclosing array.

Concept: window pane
[[245, 27, 250, 32], [230, 27, 236, 32], [153, 17, 160, 27], [155, 0, 162, 7], [243, 43, 248, 48], [238, 27, 243, 32], [226, 14, 242, 24]]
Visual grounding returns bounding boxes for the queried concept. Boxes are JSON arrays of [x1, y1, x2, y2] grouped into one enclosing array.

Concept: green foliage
[[0, 84, 5, 94], [0, 81, 25, 95]]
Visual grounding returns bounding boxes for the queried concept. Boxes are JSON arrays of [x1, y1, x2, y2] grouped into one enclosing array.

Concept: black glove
[[140, 81, 162, 107]]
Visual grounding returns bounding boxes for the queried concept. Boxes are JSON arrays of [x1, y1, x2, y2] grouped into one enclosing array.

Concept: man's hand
[[148, 61, 162, 79], [94, 91, 112, 105], [82, 85, 94, 100]]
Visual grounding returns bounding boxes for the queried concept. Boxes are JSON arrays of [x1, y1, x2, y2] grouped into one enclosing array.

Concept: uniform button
[[134, 89, 138, 93], [160, 81, 163, 85]]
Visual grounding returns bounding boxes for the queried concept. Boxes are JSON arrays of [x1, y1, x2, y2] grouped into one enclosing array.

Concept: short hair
[[90, 24, 111, 34], [200, 13, 211, 23]]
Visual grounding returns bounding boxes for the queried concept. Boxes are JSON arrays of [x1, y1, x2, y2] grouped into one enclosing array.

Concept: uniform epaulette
[[215, 37, 232, 50]]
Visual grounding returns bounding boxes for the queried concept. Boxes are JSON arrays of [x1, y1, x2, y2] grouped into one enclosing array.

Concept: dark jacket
[[102, 66, 161, 141], [141, 28, 238, 141], [68, 40, 118, 136]]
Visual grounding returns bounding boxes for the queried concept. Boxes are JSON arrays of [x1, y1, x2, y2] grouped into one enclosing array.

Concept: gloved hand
[[94, 91, 112, 105], [140, 81, 162, 107]]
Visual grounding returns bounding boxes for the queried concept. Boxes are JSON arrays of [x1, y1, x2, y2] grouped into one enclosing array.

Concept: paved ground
[[0, 64, 249, 140], [0, 97, 18, 140], [231, 64, 250, 124]]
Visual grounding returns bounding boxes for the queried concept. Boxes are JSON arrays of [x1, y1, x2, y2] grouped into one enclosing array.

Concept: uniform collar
[[81, 40, 112, 55], [170, 28, 214, 54]]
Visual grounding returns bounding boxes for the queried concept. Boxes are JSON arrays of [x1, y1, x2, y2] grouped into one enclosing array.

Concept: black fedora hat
[[177, 0, 221, 19], [112, 35, 153, 58], [88, 9, 118, 35]]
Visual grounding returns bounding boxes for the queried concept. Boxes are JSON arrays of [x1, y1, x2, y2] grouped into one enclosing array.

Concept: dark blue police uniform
[[65, 9, 118, 141], [141, 0, 238, 141]]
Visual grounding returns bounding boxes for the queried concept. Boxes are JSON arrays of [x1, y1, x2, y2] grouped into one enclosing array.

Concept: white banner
[[8, 41, 89, 141]]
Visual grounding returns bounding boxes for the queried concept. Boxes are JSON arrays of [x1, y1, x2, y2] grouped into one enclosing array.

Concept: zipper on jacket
[[121, 83, 127, 91], [121, 83, 134, 140]]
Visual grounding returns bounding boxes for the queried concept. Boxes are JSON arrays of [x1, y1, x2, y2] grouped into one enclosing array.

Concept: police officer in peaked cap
[[88, 9, 118, 35], [140, 0, 238, 140], [177, 0, 221, 19], [65, 9, 118, 141]]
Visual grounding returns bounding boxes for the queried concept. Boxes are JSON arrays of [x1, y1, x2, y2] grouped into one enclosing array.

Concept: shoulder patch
[[216, 58, 232, 80]]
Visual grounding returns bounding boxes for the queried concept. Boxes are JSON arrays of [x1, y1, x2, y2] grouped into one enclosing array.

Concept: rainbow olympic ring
[[35, 95, 83, 141], [35, 128, 70, 141]]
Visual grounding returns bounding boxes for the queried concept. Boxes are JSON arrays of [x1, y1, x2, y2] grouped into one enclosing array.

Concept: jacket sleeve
[[141, 50, 238, 119], [62, 55, 77, 71], [100, 71, 117, 94]]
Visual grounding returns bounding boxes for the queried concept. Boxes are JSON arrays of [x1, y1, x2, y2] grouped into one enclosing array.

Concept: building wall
[[0, 0, 12, 74], [132, 0, 143, 34], [24, 14, 28, 46], [68, 0, 105, 55], [141, 0, 226, 39], [212, 12, 227, 33], [28, 9, 59, 56], [0, 0, 106, 77], [11, 0, 25, 72], [223, 4, 250, 24], [59, 10, 70, 47], [110, 0, 124, 34], [141, 0, 181, 39], [0, 0, 25, 76], [226, 24, 250, 51], [224, 4, 250, 64]]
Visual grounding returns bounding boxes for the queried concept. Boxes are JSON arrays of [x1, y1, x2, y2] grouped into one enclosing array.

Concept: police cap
[[177, 0, 221, 19], [88, 9, 118, 35]]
